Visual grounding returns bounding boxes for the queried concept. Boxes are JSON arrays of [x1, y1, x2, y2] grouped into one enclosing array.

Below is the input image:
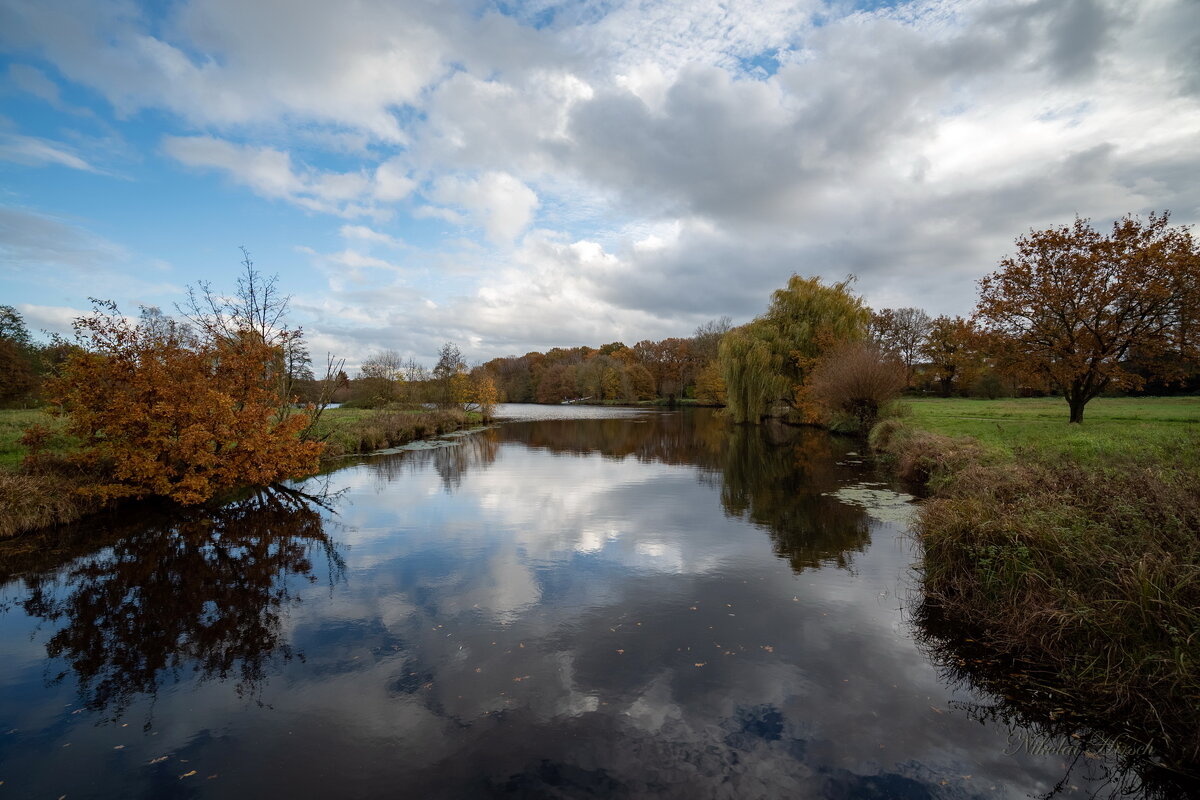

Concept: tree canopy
[[720, 275, 870, 424], [47, 262, 324, 504], [975, 213, 1199, 422]]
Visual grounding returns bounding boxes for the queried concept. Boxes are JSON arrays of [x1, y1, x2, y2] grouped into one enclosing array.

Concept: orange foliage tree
[[976, 213, 1200, 422], [921, 315, 982, 397], [47, 301, 323, 505]]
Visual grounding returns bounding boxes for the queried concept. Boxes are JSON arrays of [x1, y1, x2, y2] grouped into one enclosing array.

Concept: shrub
[[807, 340, 906, 433], [46, 302, 323, 505]]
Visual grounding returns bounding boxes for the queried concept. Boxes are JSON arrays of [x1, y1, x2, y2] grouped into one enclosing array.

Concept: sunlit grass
[[898, 396, 1200, 468], [875, 395, 1200, 767]]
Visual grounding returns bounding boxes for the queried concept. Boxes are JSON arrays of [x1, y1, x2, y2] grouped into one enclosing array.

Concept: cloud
[[373, 158, 416, 202], [0, 132, 100, 172], [6, 63, 62, 105], [3, 0, 1200, 363], [428, 171, 540, 244], [0, 205, 125, 269], [163, 135, 381, 217], [339, 225, 405, 249], [0, 205, 182, 312]]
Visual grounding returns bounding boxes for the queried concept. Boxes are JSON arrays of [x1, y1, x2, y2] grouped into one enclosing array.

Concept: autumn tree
[[178, 248, 313, 419], [48, 301, 323, 504], [720, 275, 870, 424], [0, 305, 37, 406], [871, 307, 931, 386], [432, 342, 468, 409], [921, 316, 981, 397], [357, 349, 405, 406], [975, 213, 1200, 422], [807, 341, 906, 433], [464, 369, 499, 420]]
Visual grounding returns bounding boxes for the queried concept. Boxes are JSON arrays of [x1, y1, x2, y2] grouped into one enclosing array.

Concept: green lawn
[[899, 395, 1200, 467], [0, 409, 67, 470]]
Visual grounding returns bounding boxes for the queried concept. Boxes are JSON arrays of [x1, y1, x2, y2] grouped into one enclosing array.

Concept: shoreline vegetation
[[0, 405, 481, 538], [872, 396, 1200, 776]]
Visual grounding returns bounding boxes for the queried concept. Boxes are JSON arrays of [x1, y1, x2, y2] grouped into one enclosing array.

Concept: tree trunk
[[1067, 394, 1086, 423]]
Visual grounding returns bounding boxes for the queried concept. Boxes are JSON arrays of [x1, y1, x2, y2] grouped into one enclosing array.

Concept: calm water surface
[[0, 407, 1139, 798]]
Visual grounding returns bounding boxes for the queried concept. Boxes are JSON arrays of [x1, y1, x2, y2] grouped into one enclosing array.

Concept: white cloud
[[339, 225, 405, 249], [0, 132, 99, 172], [373, 158, 416, 202], [162, 135, 381, 217], [428, 171, 540, 244], [4, 0, 1200, 359]]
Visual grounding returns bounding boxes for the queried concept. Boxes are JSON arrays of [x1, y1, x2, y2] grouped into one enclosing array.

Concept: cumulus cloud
[[428, 171, 540, 245], [2, 0, 1199, 364]]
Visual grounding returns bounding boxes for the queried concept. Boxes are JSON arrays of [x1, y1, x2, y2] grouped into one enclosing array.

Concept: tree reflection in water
[[500, 409, 873, 573], [1, 487, 343, 722]]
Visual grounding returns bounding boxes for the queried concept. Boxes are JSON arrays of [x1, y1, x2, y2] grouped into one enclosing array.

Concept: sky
[[1, 0, 1198, 370]]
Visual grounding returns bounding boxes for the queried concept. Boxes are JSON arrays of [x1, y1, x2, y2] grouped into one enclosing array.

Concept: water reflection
[[0, 408, 1150, 798], [1, 488, 342, 721], [498, 411, 873, 572], [914, 606, 1200, 798]]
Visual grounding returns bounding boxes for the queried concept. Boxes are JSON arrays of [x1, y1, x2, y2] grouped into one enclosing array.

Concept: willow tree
[[720, 275, 871, 424]]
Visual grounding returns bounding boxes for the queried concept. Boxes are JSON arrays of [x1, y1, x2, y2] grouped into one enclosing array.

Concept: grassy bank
[[310, 406, 479, 460], [873, 396, 1200, 770], [0, 406, 481, 537]]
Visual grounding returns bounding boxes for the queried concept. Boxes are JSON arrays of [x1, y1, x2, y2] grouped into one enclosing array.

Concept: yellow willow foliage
[[48, 306, 323, 505], [720, 275, 870, 424]]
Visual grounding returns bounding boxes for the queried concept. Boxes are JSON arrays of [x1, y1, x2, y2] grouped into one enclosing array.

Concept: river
[[0, 406, 1147, 798]]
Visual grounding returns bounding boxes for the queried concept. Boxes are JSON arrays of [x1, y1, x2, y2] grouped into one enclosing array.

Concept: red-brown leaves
[[975, 213, 1199, 422], [46, 305, 322, 505]]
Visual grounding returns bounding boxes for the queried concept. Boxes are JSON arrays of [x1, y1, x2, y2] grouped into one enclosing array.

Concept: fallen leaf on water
[[179, 770, 197, 779], [929, 706, 943, 714], [616, 649, 625, 655], [207, 774, 218, 780], [694, 662, 707, 667], [761, 646, 774, 653], [114, 745, 125, 750], [149, 756, 169, 765]]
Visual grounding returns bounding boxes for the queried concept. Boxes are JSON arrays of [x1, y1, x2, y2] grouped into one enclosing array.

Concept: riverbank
[[0, 406, 482, 537], [310, 406, 479, 460], [872, 396, 1200, 771]]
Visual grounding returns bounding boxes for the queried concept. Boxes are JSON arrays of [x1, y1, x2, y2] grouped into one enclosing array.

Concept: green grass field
[[0, 409, 70, 470], [899, 396, 1200, 467]]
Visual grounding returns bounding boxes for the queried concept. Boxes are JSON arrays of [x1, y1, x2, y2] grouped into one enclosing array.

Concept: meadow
[[875, 394, 1200, 770]]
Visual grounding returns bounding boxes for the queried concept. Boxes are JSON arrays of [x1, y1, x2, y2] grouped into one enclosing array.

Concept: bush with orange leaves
[[807, 340, 906, 433], [45, 301, 323, 505]]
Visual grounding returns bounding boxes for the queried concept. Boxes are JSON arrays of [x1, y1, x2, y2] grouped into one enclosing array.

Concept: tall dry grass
[[874, 419, 1200, 770]]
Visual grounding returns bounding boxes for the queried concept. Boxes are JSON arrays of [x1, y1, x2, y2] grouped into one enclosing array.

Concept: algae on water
[[825, 482, 918, 527]]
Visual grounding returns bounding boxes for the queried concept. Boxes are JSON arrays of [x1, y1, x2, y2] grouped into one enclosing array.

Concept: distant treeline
[[341, 318, 733, 408]]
